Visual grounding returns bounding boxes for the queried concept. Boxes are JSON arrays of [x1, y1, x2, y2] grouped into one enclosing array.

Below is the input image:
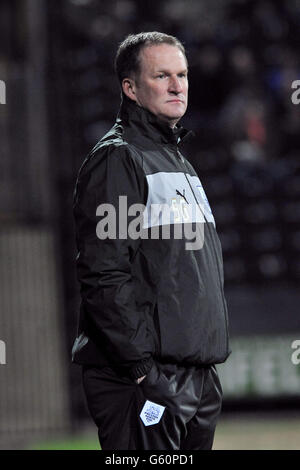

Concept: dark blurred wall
[[0, 0, 71, 446]]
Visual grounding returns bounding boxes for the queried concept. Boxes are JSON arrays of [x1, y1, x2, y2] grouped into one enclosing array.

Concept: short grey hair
[[114, 31, 187, 86]]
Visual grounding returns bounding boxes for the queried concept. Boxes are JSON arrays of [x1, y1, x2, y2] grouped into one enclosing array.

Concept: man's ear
[[122, 77, 137, 102]]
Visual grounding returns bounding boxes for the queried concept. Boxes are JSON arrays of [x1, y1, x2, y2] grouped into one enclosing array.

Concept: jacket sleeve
[[73, 143, 154, 380]]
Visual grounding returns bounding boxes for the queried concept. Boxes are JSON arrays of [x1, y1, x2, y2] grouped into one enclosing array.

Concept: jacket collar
[[117, 95, 194, 146]]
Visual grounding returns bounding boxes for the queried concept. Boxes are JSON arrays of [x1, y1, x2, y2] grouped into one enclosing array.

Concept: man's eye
[[157, 74, 165, 79]]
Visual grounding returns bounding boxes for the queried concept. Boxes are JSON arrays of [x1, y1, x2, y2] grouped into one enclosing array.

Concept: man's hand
[[135, 375, 146, 384]]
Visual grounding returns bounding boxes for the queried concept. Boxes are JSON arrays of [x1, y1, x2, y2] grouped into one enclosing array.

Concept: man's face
[[130, 44, 188, 128]]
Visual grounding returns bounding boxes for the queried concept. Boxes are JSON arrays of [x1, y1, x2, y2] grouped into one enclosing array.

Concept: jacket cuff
[[128, 357, 154, 381]]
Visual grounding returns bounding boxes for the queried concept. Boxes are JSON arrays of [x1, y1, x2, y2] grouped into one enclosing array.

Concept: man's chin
[[156, 107, 187, 126], [165, 105, 187, 120]]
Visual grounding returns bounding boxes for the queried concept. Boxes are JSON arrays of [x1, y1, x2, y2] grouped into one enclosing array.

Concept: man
[[72, 32, 230, 450]]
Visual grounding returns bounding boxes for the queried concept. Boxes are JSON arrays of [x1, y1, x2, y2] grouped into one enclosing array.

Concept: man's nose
[[168, 76, 183, 93]]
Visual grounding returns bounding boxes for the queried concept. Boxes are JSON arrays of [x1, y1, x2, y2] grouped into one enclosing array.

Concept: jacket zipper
[[174, 145, 229, 354]]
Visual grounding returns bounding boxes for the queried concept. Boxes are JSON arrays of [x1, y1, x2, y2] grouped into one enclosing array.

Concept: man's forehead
[[139, 44, 187, 71]]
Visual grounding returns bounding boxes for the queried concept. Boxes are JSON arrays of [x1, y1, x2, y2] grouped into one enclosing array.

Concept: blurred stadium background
[[0, 0, 300, 450]]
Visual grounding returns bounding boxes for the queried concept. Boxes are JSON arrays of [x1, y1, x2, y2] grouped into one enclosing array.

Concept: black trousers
[[82, 361, 223, 450]]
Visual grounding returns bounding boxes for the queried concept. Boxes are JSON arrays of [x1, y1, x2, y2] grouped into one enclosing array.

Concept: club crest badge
[[197, 184, 212, 214], [140, 400, 165, 426]]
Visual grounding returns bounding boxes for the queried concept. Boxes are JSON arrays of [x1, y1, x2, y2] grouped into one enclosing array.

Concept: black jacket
[[72, 97, 230, 380]]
